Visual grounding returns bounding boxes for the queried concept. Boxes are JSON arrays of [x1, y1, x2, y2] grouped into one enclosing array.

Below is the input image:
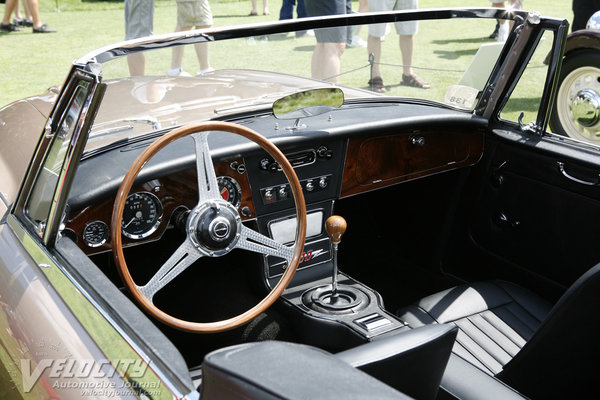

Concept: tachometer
[[82, 221, 109, 247], [217, 176, 242, 208], [122, 192, 163, 239]]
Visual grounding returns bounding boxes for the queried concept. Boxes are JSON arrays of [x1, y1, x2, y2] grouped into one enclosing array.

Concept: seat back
[[498, 262, 600, 399], [337, 324, 458, 400], [201, 341, 412, 400]]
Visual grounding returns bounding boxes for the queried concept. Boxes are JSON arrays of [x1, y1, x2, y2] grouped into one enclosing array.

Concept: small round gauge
[[122, 192, 163, 239], [82, 221, 109, 248], [217, 176, 242, 208]]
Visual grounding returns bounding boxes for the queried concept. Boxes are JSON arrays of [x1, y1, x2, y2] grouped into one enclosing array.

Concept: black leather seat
[[397, 263, 600, 399], [397, 280, 551, 375]]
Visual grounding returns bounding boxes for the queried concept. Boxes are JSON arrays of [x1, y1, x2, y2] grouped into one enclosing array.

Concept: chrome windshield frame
[[77, 8, 531, 66]]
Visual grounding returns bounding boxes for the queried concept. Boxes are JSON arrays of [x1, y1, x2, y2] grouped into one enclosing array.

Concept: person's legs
[[2, 0, 18, 26], [262, 0, 269, 15], [305, 0, 346, 81], [124, 0, 153, 75], [279, 0, 294, 20], [171, 25, 192, 71], [296, 0, 307, 18], [365, 0, 387, 89], [27, 0, 55, 32], [398, 34, 413, 76], [193, 25, 211, 71], [354, 0, 368, 37], [26, 0, 41, 28], [250, 0, 258, 15], [311, 42, 345, 82], [128, 53, 146, 76], [21, 0, 31, 20], [399, 34, 429, 88], [346, 0, 353, 44], [367, 35, 382, 78], [13, 0, 21, 20]]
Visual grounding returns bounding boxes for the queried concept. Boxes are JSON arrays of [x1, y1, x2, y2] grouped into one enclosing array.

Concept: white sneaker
[[197, 67, 215, 75], [167, 68, 192, 77], [306, 29, 315, 37], [348, 35, 367, 48], [497, 22, 509, 42]]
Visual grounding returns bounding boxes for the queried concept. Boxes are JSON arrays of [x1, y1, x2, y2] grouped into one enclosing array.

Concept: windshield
[[85, 9, 519, 153]]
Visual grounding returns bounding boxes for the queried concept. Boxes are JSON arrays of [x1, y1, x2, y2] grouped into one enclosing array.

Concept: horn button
[[189, 201, 241, 255]]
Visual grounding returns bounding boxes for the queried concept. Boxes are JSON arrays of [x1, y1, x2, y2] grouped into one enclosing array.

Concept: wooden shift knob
[[326, 215, 347, 244]]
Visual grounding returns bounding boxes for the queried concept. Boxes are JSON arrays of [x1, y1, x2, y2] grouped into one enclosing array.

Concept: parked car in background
[[1, 7, 598, 400], [550, 10, 600, 145]]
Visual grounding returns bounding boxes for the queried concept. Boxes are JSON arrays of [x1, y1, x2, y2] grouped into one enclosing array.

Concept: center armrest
[[336, 324, 458, 400]]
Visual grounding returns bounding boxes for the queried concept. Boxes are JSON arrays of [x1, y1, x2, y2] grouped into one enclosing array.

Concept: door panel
[[446, 128, 600, 298]]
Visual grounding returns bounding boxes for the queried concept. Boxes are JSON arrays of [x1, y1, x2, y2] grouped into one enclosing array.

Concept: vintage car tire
[[549, 50, 600, 144], [111, 121, 307, 333]]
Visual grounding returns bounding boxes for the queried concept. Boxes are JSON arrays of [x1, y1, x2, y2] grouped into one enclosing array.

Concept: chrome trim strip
[[0, 191, 9, 208], [43, 78, 98, 245], [7, 214, 194, 399], [76, 8, 538, 66]]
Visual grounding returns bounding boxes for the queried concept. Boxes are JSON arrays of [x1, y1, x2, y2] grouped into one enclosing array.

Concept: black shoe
[[33, 24, 56, 33], [0, 23, 22, 32], [13, 18, 32, 27], [489, 22, 499, 39]]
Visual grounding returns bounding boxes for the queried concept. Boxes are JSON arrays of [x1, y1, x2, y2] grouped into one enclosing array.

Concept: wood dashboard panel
[[67, 156, 254, 255], [341, 129, 484, 197]]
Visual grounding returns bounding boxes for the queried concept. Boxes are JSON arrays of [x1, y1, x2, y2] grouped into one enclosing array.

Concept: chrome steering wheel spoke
[[236, 225, 294, 262], [192, 132, 221, 203], [139, 239, 203, 301]]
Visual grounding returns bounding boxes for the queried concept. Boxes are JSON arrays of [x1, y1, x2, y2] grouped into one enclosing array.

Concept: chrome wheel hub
[[570, 89, 600, 128], [556, 66, 600, 143]]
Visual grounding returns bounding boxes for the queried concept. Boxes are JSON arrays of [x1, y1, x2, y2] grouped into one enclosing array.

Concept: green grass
[[1, 0, 573, 112]]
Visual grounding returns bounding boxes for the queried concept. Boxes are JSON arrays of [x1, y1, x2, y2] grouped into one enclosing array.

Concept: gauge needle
[[123, 217, 136, 229]]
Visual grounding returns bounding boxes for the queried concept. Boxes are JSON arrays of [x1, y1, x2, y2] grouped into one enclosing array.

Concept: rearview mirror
[[273, 88, 344, 120]]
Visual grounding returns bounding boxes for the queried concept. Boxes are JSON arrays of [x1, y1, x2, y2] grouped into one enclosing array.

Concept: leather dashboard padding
[[336, 324, 458, 400], [201, 341, 412, 400]]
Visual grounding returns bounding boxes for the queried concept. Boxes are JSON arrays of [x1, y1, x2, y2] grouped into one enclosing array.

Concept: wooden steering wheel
[[111, 121, 307, 333]]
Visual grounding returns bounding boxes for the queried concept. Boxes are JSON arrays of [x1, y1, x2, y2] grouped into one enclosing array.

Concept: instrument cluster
[[67, 155, 254, 255]]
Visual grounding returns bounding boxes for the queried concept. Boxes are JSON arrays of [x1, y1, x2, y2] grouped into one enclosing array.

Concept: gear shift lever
[[326, 215, 347, 297], [301, 214, 367, 314]]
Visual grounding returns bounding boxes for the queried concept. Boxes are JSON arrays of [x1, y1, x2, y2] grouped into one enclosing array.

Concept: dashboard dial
[[122, 192, 163, 239], [82, 221, 109, 248], [217, 176, 242, 208]]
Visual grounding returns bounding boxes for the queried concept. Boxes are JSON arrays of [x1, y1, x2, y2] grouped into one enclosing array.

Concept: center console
[[245, 139, 408, 345]]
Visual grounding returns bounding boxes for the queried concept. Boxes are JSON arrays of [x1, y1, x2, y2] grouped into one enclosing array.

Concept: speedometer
[[217, 176, 242, 208], [122, 192, 163, 239]]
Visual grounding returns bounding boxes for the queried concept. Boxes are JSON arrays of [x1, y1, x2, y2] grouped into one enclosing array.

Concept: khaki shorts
[[177, 0, 213, 27], [368, 0, 418, 37], [125, 0, 154, 40]]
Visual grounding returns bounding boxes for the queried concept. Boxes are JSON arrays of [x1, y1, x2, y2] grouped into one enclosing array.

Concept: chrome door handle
[[557, 161, 600, 186]]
